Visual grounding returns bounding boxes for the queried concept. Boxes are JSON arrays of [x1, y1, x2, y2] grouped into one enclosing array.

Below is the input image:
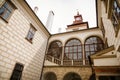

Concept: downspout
[[88, 56, 96, 80], [39, 35, 51, 80]]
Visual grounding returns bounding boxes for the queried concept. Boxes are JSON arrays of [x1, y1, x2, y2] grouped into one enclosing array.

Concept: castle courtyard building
[[0, 0, 120, 80]]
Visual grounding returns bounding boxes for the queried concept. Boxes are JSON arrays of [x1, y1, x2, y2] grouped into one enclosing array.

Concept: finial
[[34, 6, 39, 13], [76, 9, 79, 15]]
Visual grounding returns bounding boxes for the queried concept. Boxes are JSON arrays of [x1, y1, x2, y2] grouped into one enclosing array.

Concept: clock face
[[76, 17, 81, 20]]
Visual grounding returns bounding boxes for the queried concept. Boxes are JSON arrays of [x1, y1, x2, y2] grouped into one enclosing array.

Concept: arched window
[[85, 36, 104, 59], [47, 41, 62, 59], [64, 39, 82, 60]]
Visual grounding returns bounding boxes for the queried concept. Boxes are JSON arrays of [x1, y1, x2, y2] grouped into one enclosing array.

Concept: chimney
[[46, 10, 54, 32], [58, 28, 61, 33]]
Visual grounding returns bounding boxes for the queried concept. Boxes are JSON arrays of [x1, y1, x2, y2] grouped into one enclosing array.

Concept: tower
[[73, 11, 83, 24], [46, 10, 54, 32], [66, 11, 89, 32]]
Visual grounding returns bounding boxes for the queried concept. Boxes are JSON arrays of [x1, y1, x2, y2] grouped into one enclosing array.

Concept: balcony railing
[[63, 59, 83, 66], [45, 55, 61, 65], [45, 55, 90, 66]]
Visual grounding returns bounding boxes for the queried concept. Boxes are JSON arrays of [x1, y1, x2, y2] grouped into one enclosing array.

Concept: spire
[[77, 9, 80, 15]]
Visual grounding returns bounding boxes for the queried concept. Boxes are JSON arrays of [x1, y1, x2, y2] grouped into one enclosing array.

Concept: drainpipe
[[39, 35, 51, 80], [88, 56, 96, 80]]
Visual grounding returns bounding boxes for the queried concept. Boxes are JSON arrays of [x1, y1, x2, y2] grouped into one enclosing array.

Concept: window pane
[[0, 6, 5, 15], [3, 10, 11, 19], [86, 52, 90, 58], [3, 2, 8, 8], [78, 52, 82, 59], [65, 47, 68, 53], [0, 1, 14, 20], [73, 53, 77, 59], [69, 53, 72, 59], [85, 45, 89, 51], [26, 26, 36, 41]]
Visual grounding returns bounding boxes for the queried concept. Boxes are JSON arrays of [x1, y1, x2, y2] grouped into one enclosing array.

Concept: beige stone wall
[[42, 66, 92, 80], [101, 1, 120, 64], [94, 58, 119, 66], [0, 0, 49, 80]]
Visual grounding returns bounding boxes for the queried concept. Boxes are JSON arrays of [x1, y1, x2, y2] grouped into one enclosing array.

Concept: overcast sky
[[26, 0, 96, 34]]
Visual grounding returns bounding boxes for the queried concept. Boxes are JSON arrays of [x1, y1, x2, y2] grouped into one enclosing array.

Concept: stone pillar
[[82, 44, 85, 65], [52, 57, 54, 62], [61, 46, 64, 65], [72, 59, 74, 65]]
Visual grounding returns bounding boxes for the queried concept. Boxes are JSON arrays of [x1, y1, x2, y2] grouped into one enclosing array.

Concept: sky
[[26, 0, 96, 34]]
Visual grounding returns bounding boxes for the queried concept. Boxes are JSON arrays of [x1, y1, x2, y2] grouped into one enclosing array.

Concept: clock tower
[[66, 11, 89, 32], [73, 11, 83, 24]]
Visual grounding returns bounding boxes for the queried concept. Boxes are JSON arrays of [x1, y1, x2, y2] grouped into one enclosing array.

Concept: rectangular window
[[0, 0, 15, 21], [111, 0, 120, 36], [10, 63, 24, 80], [26, 24, 36, 43]]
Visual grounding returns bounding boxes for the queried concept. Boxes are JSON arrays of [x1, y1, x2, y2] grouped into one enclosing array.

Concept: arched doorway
[[63, 72, 81, 80], [43, 72, 57, 80], [89, 74, 96, 80]]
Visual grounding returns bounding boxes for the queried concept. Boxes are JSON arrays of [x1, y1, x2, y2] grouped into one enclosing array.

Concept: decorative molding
[[91, 55, 116, 59]]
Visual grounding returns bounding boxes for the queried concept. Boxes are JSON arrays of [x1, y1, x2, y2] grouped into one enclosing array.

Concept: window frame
[[84, 36, 104, 60], [25, 24, 37, 43], [0, 0, 16, 22], [10, 63, 24, 80], [47, 41, 62, 59], [64, 39, 83, 60]]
